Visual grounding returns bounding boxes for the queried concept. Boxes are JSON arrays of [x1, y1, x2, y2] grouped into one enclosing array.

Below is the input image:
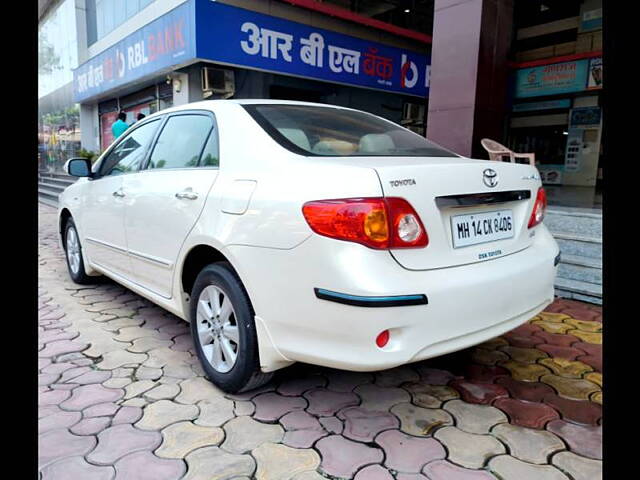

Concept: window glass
[[244, 104, 458, 158], [200, 130, 220, 167], [147, 115, 213, 170], [100, 119, 159, 176]]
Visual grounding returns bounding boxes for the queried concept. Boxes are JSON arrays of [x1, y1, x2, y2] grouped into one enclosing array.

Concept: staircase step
[[560, 253, 602, 269], [38, 196, 58, 208], [555, 237, 602, 260], [557, 262, 602, 285], [554, 276, 602, 298], [544, 208, 602, 238], [38, 181, 68, 193], [38, 187, 60, 200], [38, 176, 75, 188]]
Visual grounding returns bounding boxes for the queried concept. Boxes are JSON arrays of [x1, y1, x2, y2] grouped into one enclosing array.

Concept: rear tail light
[[528, 187, 547, 228], [302, 197, 428, 249], [376, 330, 390, 348]]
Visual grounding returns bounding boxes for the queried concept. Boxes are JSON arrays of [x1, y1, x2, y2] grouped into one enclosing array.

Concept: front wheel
[[64, 218, 93, 285], [189, 262, 273, 393]]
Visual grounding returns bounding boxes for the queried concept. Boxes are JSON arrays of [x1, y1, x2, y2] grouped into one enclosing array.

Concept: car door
[[122, 111, 220, 298], [81, 118, 161, 278]]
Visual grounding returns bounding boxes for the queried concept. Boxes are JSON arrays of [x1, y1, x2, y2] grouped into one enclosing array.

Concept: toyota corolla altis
[[58, 100, 559, 392]]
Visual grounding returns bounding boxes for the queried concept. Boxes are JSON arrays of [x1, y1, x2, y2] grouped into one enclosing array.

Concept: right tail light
[[528, 187, 547, 228]]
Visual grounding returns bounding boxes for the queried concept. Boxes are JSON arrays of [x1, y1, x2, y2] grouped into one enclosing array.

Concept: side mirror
[[64, 158, 92, 178]]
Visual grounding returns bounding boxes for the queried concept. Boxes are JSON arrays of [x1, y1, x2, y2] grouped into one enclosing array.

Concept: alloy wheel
[[66, 227, 81, 275], [196, 285, 240, 373]]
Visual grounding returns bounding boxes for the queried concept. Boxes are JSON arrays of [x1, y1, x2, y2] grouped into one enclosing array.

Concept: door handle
[[175, 188, 199, 200], [112, 189, 125, 198]]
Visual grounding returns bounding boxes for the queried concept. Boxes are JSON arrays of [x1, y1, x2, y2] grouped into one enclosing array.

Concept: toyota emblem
[[483, 168, 498, 188]]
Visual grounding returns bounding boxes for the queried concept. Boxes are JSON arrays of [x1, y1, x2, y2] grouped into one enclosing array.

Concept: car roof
[[150, 99, 351, 117]]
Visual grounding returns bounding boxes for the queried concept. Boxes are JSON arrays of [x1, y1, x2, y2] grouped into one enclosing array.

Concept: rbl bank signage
[[74, 0, 430, 102], [73, 1, 196, 102]]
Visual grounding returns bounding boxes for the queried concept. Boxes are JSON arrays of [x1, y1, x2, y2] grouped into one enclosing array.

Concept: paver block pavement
[[376, 429, 445, 473], [491, 423, 565, 464], [252, 443, 320, 480], [434, 427, 506, 469], [155, 421, 224, 458]]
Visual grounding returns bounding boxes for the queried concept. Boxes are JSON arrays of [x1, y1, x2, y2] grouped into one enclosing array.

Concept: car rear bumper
[[225, 224, 559, 372]]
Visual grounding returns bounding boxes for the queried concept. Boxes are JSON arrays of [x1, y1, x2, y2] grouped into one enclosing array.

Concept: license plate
[[451, 209, 515, 248]]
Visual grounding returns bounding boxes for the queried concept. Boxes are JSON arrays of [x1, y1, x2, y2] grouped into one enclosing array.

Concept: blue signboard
[[73, 1, 196, 102], [194, 0, 430, 98], [74, 0, 430, 102], [514, 59, 589, 98]]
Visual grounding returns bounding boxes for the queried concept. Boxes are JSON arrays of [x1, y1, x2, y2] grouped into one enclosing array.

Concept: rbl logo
[[400, 54, 430, 90]]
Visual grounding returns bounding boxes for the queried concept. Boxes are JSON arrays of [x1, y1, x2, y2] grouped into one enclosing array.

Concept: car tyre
[[64, 218, 94, 285], [189, 262, 273, 393]]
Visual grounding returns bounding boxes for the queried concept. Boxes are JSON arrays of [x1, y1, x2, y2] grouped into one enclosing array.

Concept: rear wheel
[[64, 218, 93, 285], [189, 262, 273, 393]]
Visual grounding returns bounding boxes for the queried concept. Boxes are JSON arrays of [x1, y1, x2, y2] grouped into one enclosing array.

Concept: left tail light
[[302, 197, 428, 249], [528, 187, 547, 228]]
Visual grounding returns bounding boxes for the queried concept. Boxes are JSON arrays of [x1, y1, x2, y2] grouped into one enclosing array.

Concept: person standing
[[112, 112, 129, 139]]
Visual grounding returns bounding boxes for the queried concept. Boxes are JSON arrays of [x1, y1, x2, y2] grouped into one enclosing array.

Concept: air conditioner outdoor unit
[[402, 102, 425, 123], [202, 67, 235, 95]]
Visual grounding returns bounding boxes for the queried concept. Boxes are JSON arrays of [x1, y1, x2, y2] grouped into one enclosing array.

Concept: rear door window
[[243, 104, 458, 157], [146, 114, 213, 170]]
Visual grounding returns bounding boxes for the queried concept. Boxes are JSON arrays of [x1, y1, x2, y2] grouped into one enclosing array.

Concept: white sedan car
[[59, 100, 559, 393]]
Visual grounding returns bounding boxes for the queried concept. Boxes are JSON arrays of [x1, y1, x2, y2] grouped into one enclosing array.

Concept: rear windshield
[[243, 104, 459, 157]]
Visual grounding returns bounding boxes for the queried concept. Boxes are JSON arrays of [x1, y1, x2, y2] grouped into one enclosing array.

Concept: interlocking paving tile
[[182, 446, 255, 480], [540, 375, 600, 401], [124, 380, 157, 399], [546, 420, 602, 460], [477, 337, 509, 350], [40, 456, 115, 480], [590, 391, 602, 405], [280, 410, 327, 448], [304, 388, 359, 416], [539, 358, 593, 378], [471, 348, 509, 366], [155, 421, 223, 458], [60, 384, 124, 411], [491, 423, 565, 464], [319, 416, 343, 434], [542, 394, 602, 425], [144, 383, 180, 401], [563, 318, 601, 333], [253, 443, 320, 480], [499, 346, 548, 364], [503, 332, 545, 348], [324, 370, 373, 392], [498, 360, 551, 382], [562, 308, 600, 322], [234, 400, 255, 416], [38, 428, 97, 469], [493, 397, 560, 429], [414, 366, 458, 385], [277, 376, 327, 396], [354, 383, 411, 411], [252, 392, 307, 421], [448, 380, 508, 405], [112, 406, 143, 425], [70, 416, 112, 435], [537, 344, 586, 361], [488, 455, 569, 479], [221, 416, 284, 454], [354, 465, 394, 480], [584, 372, 602, 388], [537, 312, 571, 323], [134, 366, 163, 381], [98, 351, 148, 370], [38, 339, 89, 359], [38, 410, 82, 434], [374, 366, 419, 387], [494, 376, 555, 402], [571, 342, 601, 357], [422, 459, 498, 479], [443, 400, 508, 434], [338, 407, 398, 442], [39, 389, 71, 406], [464, 364, 509, 383], [533, 331, 579, 347], [568, 330, 602, 344], [577, 354, 602, 373], [376, 429, 445, 473], [403, 382, 459, 408], [135, 399, 198, 430], [551, 451, 603, 480], [434, 427, 505, 469], [316, 435, 384, 478], [87, 424, 162, 465], [390, 402, 453, 436], [532, 320, 574, 335], [84, 402, 120, 418], [113, 450, 186, 480]]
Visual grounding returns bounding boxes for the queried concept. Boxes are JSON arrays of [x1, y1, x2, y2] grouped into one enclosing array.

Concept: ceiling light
[[404, 8, 410, 13]]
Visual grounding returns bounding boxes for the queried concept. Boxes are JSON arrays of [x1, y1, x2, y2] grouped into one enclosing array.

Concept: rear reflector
[[376, 330, 390, 348], [528, 188, 547, 228], [302, 197, 428, 249]]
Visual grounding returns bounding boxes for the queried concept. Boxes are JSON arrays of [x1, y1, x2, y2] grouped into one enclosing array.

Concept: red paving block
[[542, 393, 602, 426], [577, 354, 602, 373], [510, 323, 542, 337], [449, 379, 509, 405], [572, 342, 601, 357], [562, 308, 600, 322], [493, 397, 560, 429], [537, 344, 586, 361], [533, 331, 580, 347], [494, 376, 555, 403]]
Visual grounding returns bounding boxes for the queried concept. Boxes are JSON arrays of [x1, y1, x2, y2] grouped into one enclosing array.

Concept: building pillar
[[426, 0, 513, 158], [80, 103, 99, 152]]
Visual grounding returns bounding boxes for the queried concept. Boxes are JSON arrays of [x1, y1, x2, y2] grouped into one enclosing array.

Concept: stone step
[[557, 261, 602, 285], [38, 187, 60, 202], [554, 287, 602, 306], [38, 196, 58, 208], [38, 176, 75, 188], [38, 172, 76, 184], [38, 180, 68, 194], [554, 276, 602, 300], [554, 236, 602, 260], [544, 209, 602, 239]]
